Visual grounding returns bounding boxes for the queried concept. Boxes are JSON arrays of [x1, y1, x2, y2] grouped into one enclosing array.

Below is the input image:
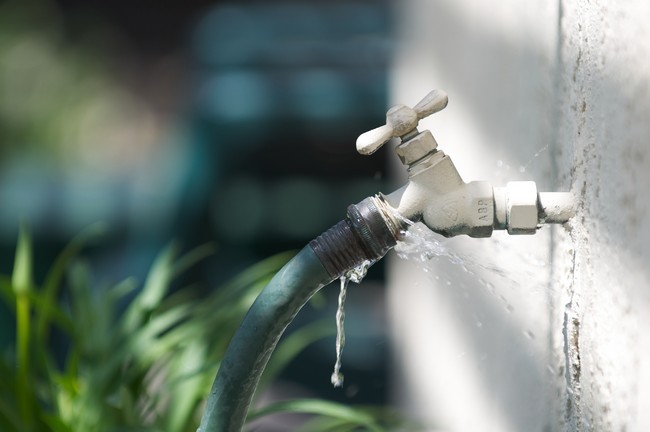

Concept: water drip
[[331, 260, 371, 388], [330, 276, 347, 388]]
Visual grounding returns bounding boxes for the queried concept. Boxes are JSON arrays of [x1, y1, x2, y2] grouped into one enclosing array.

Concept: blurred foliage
[[0, 227, 410, 431], [0, 0, 160, 173]]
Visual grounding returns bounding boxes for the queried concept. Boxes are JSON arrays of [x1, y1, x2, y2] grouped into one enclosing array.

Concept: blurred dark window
[[191, 3, 392, 258]]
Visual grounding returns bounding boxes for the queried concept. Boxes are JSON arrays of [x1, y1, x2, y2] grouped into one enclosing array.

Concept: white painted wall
[[387, 1, 650, 431]]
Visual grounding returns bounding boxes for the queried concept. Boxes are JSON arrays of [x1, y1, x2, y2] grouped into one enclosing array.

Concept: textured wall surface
[[388, 1, 650, 431]]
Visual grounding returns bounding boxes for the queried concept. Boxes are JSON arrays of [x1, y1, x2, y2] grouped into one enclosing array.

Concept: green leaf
[[121, 242, 212, 335], [0, 397, 21, 431], [129, 243, 178, 321], [170, 243, 216, 279], [0, 275, 15, 307], [26, 291, 74, 334], [163, 341, 207, 432], [12, 224, 32, 295], [12, 225, 34, 426], [247, 399, 382, 432], [41, 413, 74, 432], [34, 222, 108, 376], [109, 277, 139, 302], [295, 417, 362, 432], [258, 319, 334, 392]]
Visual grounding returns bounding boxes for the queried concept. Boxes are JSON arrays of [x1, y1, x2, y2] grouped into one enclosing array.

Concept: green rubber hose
[[197, 197, 401, 432], [197, 245, 334, 432]]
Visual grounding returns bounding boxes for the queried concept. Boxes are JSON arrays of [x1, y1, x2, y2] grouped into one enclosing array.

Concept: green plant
[[0, 226, 410, 432]]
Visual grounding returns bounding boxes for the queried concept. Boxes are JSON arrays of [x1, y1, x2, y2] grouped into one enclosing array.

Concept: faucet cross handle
[[356, 89, 448, 155]]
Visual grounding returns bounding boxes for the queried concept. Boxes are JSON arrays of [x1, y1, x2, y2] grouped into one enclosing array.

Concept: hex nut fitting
[[506, 181, 539, 234], [396, 130, 438, 166]]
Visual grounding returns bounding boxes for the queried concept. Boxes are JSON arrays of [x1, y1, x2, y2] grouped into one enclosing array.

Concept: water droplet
[[331, 370, 344, 388]]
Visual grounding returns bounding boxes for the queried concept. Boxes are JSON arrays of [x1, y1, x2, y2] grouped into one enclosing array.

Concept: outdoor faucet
[[356, 90, 576, 237], [198, 90, 577, 432]]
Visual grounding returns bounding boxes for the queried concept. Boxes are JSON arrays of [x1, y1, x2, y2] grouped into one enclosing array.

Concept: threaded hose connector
[[310, 196, 403, 279]]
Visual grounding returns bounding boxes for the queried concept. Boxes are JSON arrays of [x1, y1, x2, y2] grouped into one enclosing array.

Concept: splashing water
[[331, 260, 371, 388], [390, 209, 550, 315], [393, 218, 464, 266], [519, 144, 549, 173]]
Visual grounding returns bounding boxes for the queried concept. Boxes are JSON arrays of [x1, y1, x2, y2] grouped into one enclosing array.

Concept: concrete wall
[[388, 1, 650, 431]]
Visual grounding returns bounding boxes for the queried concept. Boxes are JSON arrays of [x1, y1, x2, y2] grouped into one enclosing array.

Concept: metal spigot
[[356, 90, 575, 237]]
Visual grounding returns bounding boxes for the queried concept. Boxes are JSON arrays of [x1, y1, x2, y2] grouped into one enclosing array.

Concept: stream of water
[[331, 260, 371, 388]]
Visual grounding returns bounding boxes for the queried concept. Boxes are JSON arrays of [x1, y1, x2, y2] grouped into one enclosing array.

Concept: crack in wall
[[549, 1, 583, 427], [562, 243, 582, 431], [552, 0, 592, 429]]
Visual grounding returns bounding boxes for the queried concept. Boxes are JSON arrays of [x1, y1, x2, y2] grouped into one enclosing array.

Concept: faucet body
[[357, 90, 575, 237], [384, 146, 495, 237]]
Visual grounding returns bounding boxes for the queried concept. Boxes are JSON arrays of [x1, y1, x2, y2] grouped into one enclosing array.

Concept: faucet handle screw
[[356, 89, 448, 156]]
